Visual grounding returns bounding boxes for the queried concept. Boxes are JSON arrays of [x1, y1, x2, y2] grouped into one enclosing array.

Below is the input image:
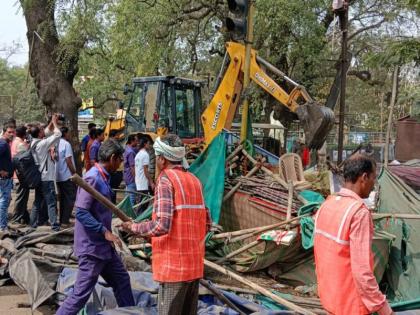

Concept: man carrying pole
[[57, 139, 134, 315], [120, 134, 211, 315], [314, 154, 393, 315]]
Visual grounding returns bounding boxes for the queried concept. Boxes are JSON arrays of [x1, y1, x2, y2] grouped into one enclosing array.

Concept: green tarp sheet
[[378, 168, 420, 306], [298, 191, 325, 250], [189, 132, 226, 224]]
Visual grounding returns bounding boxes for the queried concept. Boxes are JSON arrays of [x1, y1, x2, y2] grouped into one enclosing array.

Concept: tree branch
[[348, 18, 386, 41]]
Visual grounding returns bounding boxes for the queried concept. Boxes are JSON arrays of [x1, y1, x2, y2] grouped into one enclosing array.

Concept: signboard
[[79, 98, 94, 118]]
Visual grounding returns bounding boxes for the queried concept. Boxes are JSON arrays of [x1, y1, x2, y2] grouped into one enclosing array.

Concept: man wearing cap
[[120, 134, 211, 315]]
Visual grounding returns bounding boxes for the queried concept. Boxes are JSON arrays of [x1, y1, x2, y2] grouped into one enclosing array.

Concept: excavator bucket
[[296, 102, 335, 150]]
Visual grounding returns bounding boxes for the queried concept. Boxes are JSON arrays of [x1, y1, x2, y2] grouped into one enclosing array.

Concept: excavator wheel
[[296, 102, 335, 150]]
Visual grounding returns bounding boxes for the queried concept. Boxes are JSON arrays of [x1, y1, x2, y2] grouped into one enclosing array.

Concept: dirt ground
[[0, 189, 56, 314], [0, 285, 55, 314], [0, 188, 128, 314]]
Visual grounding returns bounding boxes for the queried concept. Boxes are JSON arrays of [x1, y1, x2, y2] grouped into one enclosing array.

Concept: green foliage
[[18, 0, 420, 133], [0, 58, 44, 123]]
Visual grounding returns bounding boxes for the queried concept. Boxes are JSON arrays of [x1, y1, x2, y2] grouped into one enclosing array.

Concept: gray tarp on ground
[[7, 228, 78, 310]]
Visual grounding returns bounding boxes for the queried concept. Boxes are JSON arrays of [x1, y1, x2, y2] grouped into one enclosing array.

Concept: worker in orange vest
[[314, 154, 393, 315], [120, 134, 211, 315]]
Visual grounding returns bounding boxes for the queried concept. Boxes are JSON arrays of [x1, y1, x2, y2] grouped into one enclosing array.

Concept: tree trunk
[[384, 66, 400, 167], [20, 0, 82, 170]]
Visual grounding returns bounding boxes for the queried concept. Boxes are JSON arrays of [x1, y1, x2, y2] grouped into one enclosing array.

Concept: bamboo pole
[[241, 149, 288, 188], [216, 216, 308, 262], [217, 240, 261, 264], [228, 221, 300, 244], [71, 174, 131, 222], [204, 260, 316, 315], [200, 279, 246, 315], [226, 144, 243, 162], [372, 213, 420, 220], [113, 188, 151, 197], [384, 66, 399, 167], [223, 162, 262, 202], [286, 181, 294, 223], [241, 149, 308, 205], [212, 214, 307, 240]]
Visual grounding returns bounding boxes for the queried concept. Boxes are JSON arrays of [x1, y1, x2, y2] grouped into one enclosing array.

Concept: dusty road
[[0, 189, 56, 314]]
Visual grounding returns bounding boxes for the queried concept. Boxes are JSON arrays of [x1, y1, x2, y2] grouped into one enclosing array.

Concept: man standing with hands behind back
[[314, 154, 393, 315]]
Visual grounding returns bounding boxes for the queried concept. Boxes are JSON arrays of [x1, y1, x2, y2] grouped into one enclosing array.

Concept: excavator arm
[[201, 42, 334, 149]]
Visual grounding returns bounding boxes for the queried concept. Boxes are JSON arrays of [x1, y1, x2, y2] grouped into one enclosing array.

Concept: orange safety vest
[[151, 168, 207, 283], [314, 193, 370, 315]]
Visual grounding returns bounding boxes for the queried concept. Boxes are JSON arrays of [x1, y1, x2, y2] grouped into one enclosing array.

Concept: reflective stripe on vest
[[169, 169, 187, 203], [175, 204, 206, 210], [314, 200, 359, 246]]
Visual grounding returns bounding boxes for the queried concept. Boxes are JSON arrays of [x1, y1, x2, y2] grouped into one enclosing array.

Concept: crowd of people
[[0, 115, 75, 232], [0, 115, 156, 233]]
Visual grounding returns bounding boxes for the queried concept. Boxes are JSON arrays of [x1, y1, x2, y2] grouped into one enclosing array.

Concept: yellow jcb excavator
[[105, 42, 334, 150]]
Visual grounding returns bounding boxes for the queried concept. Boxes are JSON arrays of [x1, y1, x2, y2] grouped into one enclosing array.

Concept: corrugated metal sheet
[[395, 117, 420, 162]]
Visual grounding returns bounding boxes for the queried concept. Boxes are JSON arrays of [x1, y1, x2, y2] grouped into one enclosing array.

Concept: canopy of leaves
[[9, 0, 420, 130]]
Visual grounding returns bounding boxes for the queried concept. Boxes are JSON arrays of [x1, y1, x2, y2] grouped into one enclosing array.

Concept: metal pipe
[[256, 55, 299, 87], [337, 7, 349, 163]]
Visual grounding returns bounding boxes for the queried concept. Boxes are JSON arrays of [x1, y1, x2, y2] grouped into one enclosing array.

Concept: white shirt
[[135, 149, 150, 191], [32, 127, 61, 182], [56, 138, 75, 182], [269, 111, 285, 145]]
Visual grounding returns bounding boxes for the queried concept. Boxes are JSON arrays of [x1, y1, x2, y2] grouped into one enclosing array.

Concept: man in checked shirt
[[120, 134, 211, 315]]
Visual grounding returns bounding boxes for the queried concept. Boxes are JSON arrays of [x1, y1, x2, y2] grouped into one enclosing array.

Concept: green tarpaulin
[[116, 196, 137, 219], [378, 168, 420, 307], [189, 132, 226, 224], [298, 191, 325, 250]]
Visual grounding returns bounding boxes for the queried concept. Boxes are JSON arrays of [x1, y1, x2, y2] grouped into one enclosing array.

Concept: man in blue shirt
[[123, 134, 139, 207], [56, 127, 76, 226], [80, 123, 96, 153], [89, 128, 104, 166], [0, 122, 15, 232], [56, 139, 134, 315]]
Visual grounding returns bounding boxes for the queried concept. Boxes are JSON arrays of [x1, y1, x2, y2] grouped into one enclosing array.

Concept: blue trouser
[[56, 251, 134, 315], [0, 178, 13, 229], [30, 181, 59, 230], [125, 182, 137, 208]]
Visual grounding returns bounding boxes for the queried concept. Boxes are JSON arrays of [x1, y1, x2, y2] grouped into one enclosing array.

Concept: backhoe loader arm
[[201, 42, 334, 149]]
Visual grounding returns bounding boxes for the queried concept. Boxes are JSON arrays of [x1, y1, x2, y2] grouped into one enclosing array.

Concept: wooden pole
[[286, 181, 294, 222], [337, 5, 349, 164], [223, 166, 258, 201], [240, 0, 255, 142], [372, 213, 420, 220], [213, 214, 307, 240], [200, 279, 247, 315], [384, 66, 399, 167], [216, 239, 260, 264], [71, 174, 131, 222], [223, 161, 263, 202], [204, 260, 316, 315], [226, 144, 243, 162], [218, 214, 309, 251]]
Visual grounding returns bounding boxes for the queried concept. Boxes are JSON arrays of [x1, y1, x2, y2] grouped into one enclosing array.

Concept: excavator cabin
[[106, 76, 205, 143]]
